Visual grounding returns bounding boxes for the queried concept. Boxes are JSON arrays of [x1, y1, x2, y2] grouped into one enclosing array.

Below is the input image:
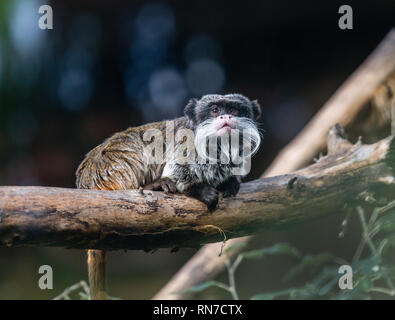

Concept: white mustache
[[194, 117, 261, 163]]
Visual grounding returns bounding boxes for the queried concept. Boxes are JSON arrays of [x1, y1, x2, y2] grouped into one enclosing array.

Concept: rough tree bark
[[1, 126, 395, 252]]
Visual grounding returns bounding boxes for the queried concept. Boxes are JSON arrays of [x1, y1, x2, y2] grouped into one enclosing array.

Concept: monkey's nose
[[219, 115, 232, 120]]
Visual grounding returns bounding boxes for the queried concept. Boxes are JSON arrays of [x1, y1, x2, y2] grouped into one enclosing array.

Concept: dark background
[[0, 0, 393, 299]]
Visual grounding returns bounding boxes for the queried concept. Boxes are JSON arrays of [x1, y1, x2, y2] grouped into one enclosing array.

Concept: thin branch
[[356, 207, 379, 256], [370, 287, 395, 296], [53, 280, 90, 300], [225, 259, 239, 300]]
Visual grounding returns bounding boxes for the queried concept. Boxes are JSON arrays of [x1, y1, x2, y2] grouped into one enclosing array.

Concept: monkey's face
[[184, 93, 261, 127], [184, 94, 262, 163]]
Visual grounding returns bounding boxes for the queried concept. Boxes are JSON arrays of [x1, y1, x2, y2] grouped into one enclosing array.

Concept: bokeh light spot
[[186, 59, 225, 96]]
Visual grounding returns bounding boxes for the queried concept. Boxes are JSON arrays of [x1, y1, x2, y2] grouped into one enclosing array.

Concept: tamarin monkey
[[76, 93, 262, 299]]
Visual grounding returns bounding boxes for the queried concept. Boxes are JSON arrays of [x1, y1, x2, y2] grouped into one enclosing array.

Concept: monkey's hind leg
[[87, 249, 107, 300]]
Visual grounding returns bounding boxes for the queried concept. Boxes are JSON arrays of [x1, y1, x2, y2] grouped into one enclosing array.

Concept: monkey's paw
[[218, 177, 240, 198], [199, 185, 219, 212], [143, 178, 177, 194]]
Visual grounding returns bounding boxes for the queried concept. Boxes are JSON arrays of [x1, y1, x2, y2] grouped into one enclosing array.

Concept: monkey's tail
[[87, 249, 107, 300]]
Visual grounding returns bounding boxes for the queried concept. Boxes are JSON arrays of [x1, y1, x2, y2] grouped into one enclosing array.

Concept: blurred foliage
[[185, 201, 395, 300]]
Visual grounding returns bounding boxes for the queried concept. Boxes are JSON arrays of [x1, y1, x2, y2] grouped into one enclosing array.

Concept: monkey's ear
[[184, 98, 197, 120], [252, 99, 262, 120]]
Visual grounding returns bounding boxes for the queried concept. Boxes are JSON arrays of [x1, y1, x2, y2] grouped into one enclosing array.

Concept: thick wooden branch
[[1, 129, 395, 251]]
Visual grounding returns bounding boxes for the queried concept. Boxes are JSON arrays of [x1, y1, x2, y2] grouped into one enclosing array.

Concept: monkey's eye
[[231, 108, 239, 116], [210, 105, 219, 116]]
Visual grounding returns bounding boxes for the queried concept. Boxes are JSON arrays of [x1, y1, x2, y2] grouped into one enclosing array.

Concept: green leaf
[[358, 277, 373, 293], [283, 253, 335, 282], [291, 267, 339, 298], [318, 277, 338, 296], [352, 255, 381, 275], [241, 243, 300, 260], [251, 288, 297, 300], [311, 267, 337, 287]]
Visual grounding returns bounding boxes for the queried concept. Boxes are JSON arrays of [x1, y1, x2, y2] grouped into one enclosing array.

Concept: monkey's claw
[[143, 178, 177, 194]]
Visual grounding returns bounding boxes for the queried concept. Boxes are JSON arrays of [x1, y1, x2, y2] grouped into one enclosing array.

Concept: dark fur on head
[[184, 93, 262, 126]]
